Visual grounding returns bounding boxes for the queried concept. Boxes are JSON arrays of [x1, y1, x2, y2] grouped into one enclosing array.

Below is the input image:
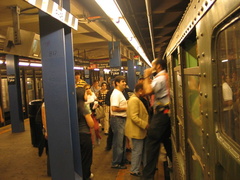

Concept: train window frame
[[214, 12, 240, 147], [180, 29, 198, 68]]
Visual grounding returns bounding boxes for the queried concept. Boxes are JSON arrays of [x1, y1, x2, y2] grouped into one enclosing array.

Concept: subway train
[[165, 0, 240, 179]]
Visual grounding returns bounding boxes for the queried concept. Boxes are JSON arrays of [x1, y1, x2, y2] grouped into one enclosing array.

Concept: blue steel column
[[63, 1, 82, 176], [127, 59, 136, 90], [109, 41, 121, 77], [39, 7, 80, 180], [6, 54, 24, 133], [84, 69, 90, 84]]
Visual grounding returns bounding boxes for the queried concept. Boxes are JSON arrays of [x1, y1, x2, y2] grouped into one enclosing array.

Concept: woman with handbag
[[84, 84, 101, 145]]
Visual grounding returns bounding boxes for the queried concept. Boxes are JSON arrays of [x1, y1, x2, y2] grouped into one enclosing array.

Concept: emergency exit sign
[[24, 0, 78, 30]]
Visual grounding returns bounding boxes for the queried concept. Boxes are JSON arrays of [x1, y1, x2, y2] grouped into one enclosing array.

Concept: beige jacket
[[125, 94, 149, 139]]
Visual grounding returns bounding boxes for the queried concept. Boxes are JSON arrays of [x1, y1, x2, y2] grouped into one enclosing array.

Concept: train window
[[216, 19, 240, 145], [181, 30, 198, 68], [172, 50, 179, 67], [185, 75, 202, 154]]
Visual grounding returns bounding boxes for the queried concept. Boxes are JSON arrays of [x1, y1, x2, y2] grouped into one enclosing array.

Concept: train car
[[165, 0, 240, 179]]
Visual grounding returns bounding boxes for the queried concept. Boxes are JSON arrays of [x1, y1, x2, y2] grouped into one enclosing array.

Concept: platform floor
[[0, 119, 167, 180]]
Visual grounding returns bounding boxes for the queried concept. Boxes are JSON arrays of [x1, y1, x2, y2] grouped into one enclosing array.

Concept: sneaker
[[111, 164, 127, 169], [96, 138, 101, 145], [130, 172, 141, 177], [89, 173, 94, 179]]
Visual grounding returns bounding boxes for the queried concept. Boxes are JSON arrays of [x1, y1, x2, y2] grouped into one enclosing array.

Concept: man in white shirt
[[110, 76, 128, 169]]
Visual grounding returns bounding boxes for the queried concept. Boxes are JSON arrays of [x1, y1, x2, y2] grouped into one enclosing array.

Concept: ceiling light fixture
[[30, 63, 42, 67], [95, 0, 152, 67]]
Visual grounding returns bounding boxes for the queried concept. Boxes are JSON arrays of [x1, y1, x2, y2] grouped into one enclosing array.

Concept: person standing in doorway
[[142, 58, 172, 179]]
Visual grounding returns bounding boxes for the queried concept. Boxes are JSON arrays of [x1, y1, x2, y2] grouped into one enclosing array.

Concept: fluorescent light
[[19, 62, 29, 66], [30, 63, 42, 67], [222, 59, 228, 62], [94, 68, 100, 71], [0, 60, 4, 64], [104, 68, 110, 71], [95, 0, 152, 67], [74, 66, 84, 70]]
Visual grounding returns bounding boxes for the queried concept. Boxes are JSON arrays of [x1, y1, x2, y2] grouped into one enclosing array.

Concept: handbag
[[95, 105, 105, 119]]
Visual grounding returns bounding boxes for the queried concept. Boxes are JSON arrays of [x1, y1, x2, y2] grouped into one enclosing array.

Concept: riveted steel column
[[63, 7, 82, 177], [6, 54, 24, 133], [127, 59, 136, 90], [39, 3, 80, 180]]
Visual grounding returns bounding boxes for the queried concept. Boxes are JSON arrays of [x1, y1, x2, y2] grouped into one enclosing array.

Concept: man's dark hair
[[154, 58, 167, 70], [75, 72, 80, 76], [135, 83, 143, 92], [114, 76, 125, 86]]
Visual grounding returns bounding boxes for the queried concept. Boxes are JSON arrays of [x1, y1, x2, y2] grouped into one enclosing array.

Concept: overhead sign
[[110, 67, 121, 76], [24, 0, 78, 30]]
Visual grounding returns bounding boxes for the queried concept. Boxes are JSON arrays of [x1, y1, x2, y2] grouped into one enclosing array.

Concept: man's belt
[[155, 103, 170, 114], [111, 115, 126, 118]]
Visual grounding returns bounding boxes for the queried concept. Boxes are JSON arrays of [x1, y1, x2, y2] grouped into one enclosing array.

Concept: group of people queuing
[[75, 72, 112, 179], [108, 58, 172, 180], [75, 58, 172, 180]]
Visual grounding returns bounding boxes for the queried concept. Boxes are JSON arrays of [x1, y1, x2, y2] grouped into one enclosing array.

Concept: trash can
[[28, 99, 43, 147]]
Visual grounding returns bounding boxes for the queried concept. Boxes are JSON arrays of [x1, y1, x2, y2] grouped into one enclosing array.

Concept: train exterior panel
[[166, 0, 240, 179]]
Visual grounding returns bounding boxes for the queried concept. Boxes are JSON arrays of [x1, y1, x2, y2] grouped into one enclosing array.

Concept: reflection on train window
[[185, 75, 202, 154], [27, 78, 35, 103], [216, 19, 240, 145], [1, 79, 9, 111], [174, 70, 184, 154]]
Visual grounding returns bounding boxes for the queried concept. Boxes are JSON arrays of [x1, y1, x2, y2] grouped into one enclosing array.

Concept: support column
[[84, 69, 90, 84], [109, 41, 121, 77], [64, 14, 82, 178], [127, 59, 136, 90], [6, 54, 24, 133], [39, 4, 80, 179]]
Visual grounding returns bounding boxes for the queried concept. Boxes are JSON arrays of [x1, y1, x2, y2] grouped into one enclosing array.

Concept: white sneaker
[[97, 138, 101, 145], [90, 173, 94, 179]]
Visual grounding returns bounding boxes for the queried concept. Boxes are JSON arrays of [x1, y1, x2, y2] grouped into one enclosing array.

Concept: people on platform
[[110, 76, 128, 169], [222, 71, 233, 137], [84, 84, 101, 146], [97, 82, 110, 135], [125, 83, 149, 177], [0, 106, 5, 125], [75, 72, 86, 88], [142, 58, 172, 179], [91, 80, 101, 96], [76, 87, 94, 180], [104, 79, 115, 151], [40, 100, 51, 177]]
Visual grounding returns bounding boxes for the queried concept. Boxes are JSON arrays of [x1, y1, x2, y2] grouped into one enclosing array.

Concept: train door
[[180, 30, 204, 180], [0, 63, 10, 124], [170, 47, 187, 179], [214, 12, 240, 179]]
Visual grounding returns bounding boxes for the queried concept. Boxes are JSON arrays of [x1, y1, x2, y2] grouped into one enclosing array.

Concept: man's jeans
[[110, 116, 126, 165], [131, 138, 145, 173]]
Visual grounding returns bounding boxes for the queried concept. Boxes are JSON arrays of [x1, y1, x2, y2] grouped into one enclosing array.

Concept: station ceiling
[[0, 0, 190, 66]]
